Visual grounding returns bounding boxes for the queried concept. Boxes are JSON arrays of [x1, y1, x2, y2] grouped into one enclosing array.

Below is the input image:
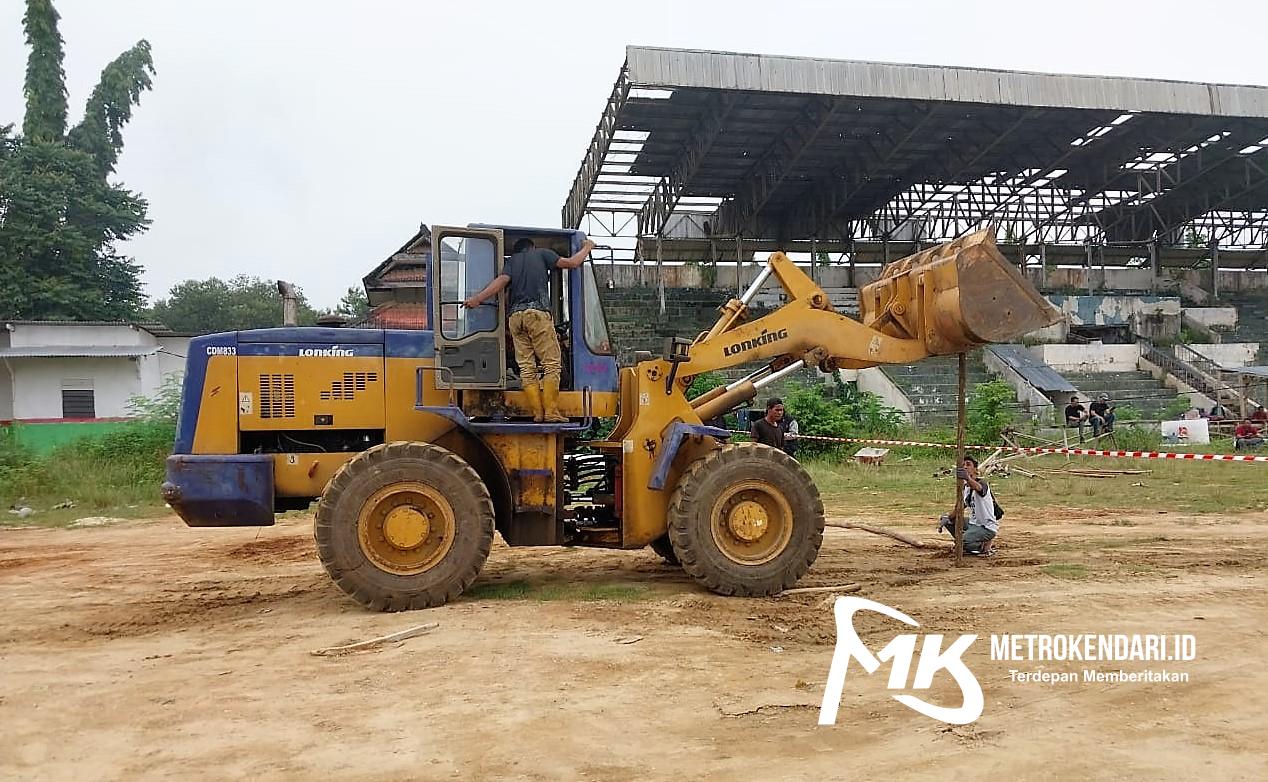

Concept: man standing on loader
[[463, 236, 596, 422]]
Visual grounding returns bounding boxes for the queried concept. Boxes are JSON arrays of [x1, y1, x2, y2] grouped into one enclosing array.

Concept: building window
[[61, 380, 96, 419]]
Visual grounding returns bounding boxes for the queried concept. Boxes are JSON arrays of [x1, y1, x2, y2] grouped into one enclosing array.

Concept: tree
[[150, 276, 319, 334], [336, 286, 370, 322], [0, 0, 154, 320]]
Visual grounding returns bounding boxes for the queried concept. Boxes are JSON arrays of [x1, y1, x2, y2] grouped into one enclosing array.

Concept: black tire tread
[[649, 534, 680, 566]]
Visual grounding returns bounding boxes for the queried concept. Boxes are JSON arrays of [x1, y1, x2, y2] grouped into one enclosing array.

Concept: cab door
[[430, 226, 506, 389]]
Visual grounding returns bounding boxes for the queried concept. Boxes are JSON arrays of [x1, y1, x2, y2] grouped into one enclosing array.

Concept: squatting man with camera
[[937, 455, 1003, 556]]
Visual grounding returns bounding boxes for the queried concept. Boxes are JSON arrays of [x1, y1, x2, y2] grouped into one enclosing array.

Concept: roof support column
[[1149, 240, 1159, 294], [1210, 239, 1220, 300], [848, 234, 857, 289], [1085, 241, 1095, 296], [657, 234, 665, 318]]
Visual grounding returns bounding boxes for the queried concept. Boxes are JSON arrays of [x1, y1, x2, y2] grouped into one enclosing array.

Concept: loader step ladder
[[415, 367, 593, 433], [415, 405, 590, 434]]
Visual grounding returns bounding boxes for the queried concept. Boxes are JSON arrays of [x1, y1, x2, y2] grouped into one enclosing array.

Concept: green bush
[[783, 384, 855, 456], [1113, 425, 1162, 451], [1163, 397, 1193, 420], [782, 382, 906, 457], [966, 380, 1016, 445], [1114, 404, 1143, 422], [686, 371, 727, 400]]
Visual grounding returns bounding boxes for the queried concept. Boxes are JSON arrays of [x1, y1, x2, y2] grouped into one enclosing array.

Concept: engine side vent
[[320, 372, 380, 401], [259, 374, 296, 418]]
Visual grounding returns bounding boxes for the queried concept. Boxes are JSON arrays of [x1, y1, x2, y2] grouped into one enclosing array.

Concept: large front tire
[[667, 443, 824, 596], [315, 442, 494, 611], [649, 534, 680, 566]]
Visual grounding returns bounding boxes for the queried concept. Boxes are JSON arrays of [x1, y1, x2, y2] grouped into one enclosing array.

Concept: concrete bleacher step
[[1061, 369, 1187, 418], [1222, 293, 1268, 363], [881, 351, 1003, 424]]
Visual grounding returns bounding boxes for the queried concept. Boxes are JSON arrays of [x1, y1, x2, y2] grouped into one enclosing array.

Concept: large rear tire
[[667, 443, 824, 596], [315, 442, 494, 611]]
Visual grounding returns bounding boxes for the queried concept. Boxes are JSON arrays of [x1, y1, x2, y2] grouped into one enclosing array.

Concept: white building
[[0, 322, 189, 421]]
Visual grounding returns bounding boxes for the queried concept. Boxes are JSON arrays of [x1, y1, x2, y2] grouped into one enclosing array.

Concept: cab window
[[438, 236, 498, 339]]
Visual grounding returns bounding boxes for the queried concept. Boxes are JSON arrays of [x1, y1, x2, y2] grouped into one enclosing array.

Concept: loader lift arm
[[677, 229, 1061, 420]]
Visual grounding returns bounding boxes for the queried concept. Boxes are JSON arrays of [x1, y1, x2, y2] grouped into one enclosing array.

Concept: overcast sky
[[2, 0, 1266, 309]]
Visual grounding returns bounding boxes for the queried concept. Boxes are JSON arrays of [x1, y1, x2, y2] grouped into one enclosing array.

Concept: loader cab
[[430, 224, 618, 396]]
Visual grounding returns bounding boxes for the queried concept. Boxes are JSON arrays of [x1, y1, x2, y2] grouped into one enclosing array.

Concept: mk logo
[[819, 597, 983, 726]]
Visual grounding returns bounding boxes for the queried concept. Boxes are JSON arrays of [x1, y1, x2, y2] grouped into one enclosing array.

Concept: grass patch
[[466, 579, 652, 603], [1098, 535, 1170, 549], [1, 420, 173, 527], [465, 580, 536, 600], [1041, 563, 1090, 580], [804, 452, 1268, 518]]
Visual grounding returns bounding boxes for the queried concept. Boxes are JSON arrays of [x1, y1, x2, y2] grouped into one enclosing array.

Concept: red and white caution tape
[[733, 432, 1268, 463]]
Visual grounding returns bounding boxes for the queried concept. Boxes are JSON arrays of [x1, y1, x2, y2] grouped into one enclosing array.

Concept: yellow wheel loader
[[162, 224, 1057, 611]]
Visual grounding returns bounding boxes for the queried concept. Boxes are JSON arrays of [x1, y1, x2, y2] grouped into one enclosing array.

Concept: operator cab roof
[[469, 223, 580, 257]]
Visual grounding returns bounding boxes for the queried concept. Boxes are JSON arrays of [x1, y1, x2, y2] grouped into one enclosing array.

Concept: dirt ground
[[2, 506, 1267, 781]]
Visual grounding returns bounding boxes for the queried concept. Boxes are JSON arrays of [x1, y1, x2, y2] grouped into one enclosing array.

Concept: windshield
[[581, 264, 613, 355]]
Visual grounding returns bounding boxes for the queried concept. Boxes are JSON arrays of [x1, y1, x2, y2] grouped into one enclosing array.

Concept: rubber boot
[[521, 383, 544, 423], [542, 377, 569, 423]]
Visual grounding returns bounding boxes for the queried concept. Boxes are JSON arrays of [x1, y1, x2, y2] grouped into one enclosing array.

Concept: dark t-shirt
[[751, 418, 785, 449], [1089, 401, 1111, 417], [1064, 403, 1084, 421], [504, 248, 560, 312]]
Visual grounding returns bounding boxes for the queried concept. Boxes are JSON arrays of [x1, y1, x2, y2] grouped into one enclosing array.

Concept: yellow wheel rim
[[709, 479, 794, 565], [357, 482, 456, 575]]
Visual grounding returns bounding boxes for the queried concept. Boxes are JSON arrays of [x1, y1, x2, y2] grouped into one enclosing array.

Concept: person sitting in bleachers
[[1064, 395, 1087, 443], [1235, 419, 1264, 451]]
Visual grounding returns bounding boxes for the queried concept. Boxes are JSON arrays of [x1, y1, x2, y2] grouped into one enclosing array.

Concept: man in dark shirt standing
[[1064, 395, 1087, 443], [464, 236, 595, 422], [751, 398, 786, 450]]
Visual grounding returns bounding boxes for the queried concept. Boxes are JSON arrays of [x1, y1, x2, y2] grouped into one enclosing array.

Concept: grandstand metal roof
[[564, 47, 1268, 256]]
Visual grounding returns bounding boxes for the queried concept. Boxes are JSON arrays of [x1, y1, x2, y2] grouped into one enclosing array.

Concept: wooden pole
[[953, 352, 967, 566]]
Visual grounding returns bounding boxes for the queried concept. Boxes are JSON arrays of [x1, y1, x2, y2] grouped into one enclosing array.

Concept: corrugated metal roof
[[989, 344, 1078, 393], [625, 47, 1268, 118], [1230, 366, 1268, 379], [564, 46, 1268, 253], [0, 345, 159, 358]]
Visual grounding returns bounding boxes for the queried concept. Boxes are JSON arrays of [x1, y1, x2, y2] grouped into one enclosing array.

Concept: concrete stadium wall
[[1030, 343, 1141, 373], [596, 264, 1268, 296], [1045, 295, 1181, 326], [840, 368, 914, 419], [1184, 307, 1238, 329], [1188, 343, 1261, 368], [594, 263, 883, 291]]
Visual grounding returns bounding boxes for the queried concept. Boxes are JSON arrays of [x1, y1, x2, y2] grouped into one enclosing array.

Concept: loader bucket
[[858, 229, 1061, 356]]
